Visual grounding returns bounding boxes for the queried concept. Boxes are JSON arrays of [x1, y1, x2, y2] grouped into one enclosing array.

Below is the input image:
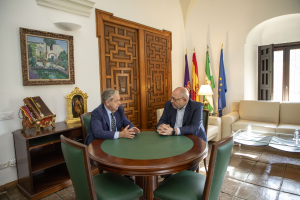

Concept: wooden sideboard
[[12, 121, 98, 200]]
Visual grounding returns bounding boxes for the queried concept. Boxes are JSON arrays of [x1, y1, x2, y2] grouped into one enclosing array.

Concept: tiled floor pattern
[[1, 142, 300, 200]]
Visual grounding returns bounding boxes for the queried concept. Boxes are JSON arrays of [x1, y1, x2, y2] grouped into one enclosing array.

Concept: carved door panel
[[141, 31, 171, 129], [96, 10, 172, 130], [101, 22, 140, 128]]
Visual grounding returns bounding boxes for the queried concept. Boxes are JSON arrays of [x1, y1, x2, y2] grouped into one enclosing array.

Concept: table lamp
[[198, 85, 213, 107]]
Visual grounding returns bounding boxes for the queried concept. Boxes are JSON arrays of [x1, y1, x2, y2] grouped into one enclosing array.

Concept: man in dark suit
[[85, 88, 140, 182], [156, 87, 207, 142], [156, 87, 207, 175], [85, 88, 140, 146]]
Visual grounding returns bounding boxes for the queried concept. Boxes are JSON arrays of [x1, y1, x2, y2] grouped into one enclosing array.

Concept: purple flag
[[184, 54, 191, 98]]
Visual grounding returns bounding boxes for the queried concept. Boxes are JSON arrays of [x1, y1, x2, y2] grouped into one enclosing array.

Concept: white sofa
[[156, 108, 221, 142], [222, 100, 300, 138], [207, 116, 222, 141]]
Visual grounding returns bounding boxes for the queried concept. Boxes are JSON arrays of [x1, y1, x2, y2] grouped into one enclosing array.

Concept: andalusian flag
[[204, 51, 215, 113], [192, 52, 200, 102]]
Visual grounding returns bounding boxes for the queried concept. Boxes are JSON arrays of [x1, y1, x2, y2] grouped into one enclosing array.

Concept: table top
[[88, 131, 208, 176], [101, 131, 194, 159], [233, 129, 300, 152]]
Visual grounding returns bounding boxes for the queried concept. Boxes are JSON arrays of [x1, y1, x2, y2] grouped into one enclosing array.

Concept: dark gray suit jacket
[[84, 103, 134, 145], [156, 99, 207, 142]]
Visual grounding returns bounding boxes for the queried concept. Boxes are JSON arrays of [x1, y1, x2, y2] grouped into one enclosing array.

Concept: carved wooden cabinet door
[[96, 10, 172, 130]]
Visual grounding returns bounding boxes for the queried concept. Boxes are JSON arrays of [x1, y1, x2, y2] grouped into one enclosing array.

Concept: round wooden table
[[88, 131, 208, 200]]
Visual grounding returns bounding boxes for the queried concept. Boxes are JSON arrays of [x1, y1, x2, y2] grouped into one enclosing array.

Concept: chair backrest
[[202, 136, 234, 200], [156, 108, 164, 123], [61, 135, 96, 200], [202, 109, 209, 134], [80, 112, 91, 143]]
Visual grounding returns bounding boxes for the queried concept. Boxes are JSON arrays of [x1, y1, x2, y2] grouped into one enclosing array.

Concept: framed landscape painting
[[20, 28, 75, 86]]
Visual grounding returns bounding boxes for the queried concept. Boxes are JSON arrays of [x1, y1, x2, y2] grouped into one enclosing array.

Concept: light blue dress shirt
[[174, 100, 188, 135], [104, 105, 119, 139]]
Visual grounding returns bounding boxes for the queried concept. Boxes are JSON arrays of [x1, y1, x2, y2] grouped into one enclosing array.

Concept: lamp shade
[[198, 85, 213, 95]]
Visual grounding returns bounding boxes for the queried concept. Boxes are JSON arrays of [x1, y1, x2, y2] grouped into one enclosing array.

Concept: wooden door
[[258, 44, 274, 100], [100, 21, 140, 127], [141, 31, 171, 129], [96, 10, 172, 130]]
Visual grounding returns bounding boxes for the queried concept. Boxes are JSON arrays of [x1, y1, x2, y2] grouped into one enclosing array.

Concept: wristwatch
[[172, 128, 176, 136]]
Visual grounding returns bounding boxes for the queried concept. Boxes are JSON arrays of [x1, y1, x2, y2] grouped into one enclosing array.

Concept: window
[[258, 42, 300, 102]]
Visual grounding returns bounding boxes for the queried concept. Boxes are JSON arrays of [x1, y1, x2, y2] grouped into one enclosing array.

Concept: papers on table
[[233, 130, 300, 152], [269, 137, 300, 152], [234, 132, 272, 146]]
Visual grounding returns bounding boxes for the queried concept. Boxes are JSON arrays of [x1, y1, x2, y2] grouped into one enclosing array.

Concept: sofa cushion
[[207, 125, 218, 141], [280, 102, 300, 125], [239, 101, 280, 124], [276, 124, 300, 134], [232, 119, 277, 133]]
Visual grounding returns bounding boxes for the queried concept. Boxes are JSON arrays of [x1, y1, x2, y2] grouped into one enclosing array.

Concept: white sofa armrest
[[208, 116, 221, 141], [221, 112, 239, 138]]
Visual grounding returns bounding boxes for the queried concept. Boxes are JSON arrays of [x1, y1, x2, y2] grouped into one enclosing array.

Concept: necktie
[[111, 113, 116, 131]]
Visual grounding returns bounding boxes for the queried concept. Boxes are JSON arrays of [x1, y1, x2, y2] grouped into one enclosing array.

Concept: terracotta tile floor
[[1, 141, 300, 200], [218, 143, 300, 200]]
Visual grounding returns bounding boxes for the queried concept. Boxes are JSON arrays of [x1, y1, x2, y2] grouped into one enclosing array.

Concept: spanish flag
[[192, 52, 200, 102]]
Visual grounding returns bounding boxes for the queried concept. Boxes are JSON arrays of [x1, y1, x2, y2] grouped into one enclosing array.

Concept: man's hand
[[119, 125, 136, 139], [129, 127, 140, 134], [157, 124, 173, 135], [157, 123, 170, 131]]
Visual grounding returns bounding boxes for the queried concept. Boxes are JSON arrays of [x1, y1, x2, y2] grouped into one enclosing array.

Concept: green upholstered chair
[[154, 136, 233, 200], [60, 135, 143, 200], [80, 112, 101, 174], [202, 109, 209, 134], [202, 109, 209, 173], [80, 112, 92, 143]]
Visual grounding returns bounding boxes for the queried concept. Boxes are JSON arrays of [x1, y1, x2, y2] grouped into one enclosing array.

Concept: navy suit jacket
[[84, 103, 135, 145], [156, 99, 207, 142]]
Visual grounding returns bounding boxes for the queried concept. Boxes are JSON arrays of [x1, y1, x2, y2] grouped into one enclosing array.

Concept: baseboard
[[0, 180, 18, 192]]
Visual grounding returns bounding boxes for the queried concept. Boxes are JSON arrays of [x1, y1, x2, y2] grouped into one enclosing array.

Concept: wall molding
[[36, 0, 95, 17]]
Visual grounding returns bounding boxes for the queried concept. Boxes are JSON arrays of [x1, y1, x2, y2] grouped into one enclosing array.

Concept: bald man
[[156, 87, 207, 142], [156, 87, 207, 175]]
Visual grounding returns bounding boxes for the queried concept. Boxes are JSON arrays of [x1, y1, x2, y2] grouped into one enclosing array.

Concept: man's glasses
[[170, 96, 184, 102]]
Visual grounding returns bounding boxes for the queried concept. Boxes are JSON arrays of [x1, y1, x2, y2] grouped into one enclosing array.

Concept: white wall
[[184, 0, 300, 115], [0, 0, 184, 186], [244, 14, 300, 100]]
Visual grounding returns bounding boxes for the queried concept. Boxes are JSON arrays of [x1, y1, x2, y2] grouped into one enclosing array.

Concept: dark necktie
[[111, 113, 116, 131]]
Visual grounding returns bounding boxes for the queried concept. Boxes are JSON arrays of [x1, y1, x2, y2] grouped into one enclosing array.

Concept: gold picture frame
[[65, 87, 88, 124], [20, 27, 75, 86]]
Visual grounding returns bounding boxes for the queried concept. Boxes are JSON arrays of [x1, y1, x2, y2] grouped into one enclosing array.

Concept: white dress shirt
[[174, 100, 189, 135], [104, 105, 119, 139]]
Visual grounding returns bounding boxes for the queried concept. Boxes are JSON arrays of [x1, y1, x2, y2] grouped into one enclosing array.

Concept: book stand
[[20, 97, 56, 132]]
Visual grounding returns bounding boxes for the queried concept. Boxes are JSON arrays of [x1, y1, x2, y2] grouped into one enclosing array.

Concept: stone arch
[[244, 14, 300, 100]]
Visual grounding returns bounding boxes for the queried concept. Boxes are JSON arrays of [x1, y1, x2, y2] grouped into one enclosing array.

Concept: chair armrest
[[208, 116, 220, 126], [221, 112, 239, 138], [208, 116, 221, 141]]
